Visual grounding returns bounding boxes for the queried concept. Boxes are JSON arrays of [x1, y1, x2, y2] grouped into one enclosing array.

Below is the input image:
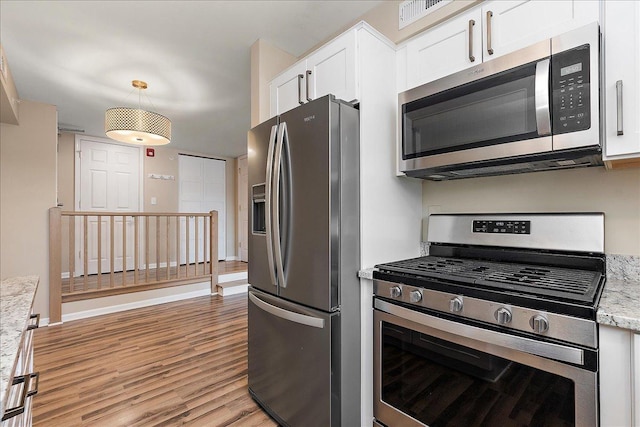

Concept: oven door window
[[402, 62, 540, 159], [381, 322, 576, 426]]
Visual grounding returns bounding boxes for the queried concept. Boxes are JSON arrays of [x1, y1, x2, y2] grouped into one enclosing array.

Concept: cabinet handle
[[616, 80, 624, 135], [27, 313, 40, 330], [306, 70, 312, 102], [468, 19, 476, 62], [1, 372, 39, 421], [486, 11, 494, 55], [297, 74, 304, 105]]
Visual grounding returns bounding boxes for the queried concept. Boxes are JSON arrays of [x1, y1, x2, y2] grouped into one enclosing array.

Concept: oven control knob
[[530, 315, 549, 333], [494, 307, 512, 324], [389, 286, 402, 298], [449, 297, 463, 313], [409, 290, 423, 303]]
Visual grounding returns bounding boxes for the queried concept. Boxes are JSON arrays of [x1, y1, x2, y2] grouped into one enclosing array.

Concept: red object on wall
[[146, 148, 155, 157]]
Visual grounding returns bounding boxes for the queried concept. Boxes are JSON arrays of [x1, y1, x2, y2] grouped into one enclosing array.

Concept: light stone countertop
[[1, 276, 39, 416], [597, 278, 640, 332]]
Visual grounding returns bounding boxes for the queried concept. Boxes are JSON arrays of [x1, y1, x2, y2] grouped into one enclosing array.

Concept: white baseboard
[[224, 256, 239, 261], [59, 283, 213, 323], [219, 272, 248, 283], [218, 283, 249, 296]]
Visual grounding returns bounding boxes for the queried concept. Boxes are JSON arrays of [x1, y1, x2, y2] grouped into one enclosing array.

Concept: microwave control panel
[[552, 44, 591, 134]]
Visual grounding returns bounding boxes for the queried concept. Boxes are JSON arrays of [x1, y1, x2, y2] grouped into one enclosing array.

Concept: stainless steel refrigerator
[[247, 95, 361, 427]]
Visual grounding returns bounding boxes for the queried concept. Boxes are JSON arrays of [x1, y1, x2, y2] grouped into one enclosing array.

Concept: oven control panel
[[373, 278, 597, 349], [473, 220, 530, 234], [552, 44, 591, 134]]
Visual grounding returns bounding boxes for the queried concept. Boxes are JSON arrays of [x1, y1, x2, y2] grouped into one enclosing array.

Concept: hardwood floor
[[32, 293, 277, 426]]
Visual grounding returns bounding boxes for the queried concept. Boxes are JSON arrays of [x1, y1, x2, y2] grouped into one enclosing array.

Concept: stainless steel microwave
[[398, 22, 602, 180]]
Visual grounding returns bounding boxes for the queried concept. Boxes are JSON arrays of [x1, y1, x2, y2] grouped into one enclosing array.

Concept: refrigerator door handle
[[265, 124, 278, 287], [272, 122, 287, 288], [249, 293, 325, 329]]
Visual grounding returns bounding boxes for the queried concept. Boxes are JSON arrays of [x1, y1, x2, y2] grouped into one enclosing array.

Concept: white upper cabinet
[[269, 29, 357, 117], [306, 30, 357, 103], [270, 61, 308, 118], [603, 0, 640, 160], [400, 0, 599, 91], [406, 8, 482, 90], [481, 0, 599, 60]]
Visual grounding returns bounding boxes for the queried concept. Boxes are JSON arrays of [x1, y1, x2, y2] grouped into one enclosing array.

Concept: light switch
[[151, 197, 157, 205]]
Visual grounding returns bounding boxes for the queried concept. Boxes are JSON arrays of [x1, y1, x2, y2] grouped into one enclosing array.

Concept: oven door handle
[[375, 299, 585, 366]]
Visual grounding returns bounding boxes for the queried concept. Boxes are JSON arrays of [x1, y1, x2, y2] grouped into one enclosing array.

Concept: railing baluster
[[110, 215, 115, 288], [69, 215, 75, 293], [195, 215, 200, 276], [186, 217, 190, 278], [97, 215, 102, 289], [83, 215, 88, 291], [166, 215, 170, 279], [145, 215, 150, 283], [156, 216, 160, 282], [176, 215, 180, 279], [122, 215, 127, 287], [134, 215, 139, 284]]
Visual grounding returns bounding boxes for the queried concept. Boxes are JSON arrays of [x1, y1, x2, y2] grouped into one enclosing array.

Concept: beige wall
[[250, 39, 297, 127], [1, 99, 58, 318], [422, 167, 640, 256]]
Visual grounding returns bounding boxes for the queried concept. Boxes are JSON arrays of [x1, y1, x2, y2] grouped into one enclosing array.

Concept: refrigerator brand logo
[[304, 115, 316, 122]]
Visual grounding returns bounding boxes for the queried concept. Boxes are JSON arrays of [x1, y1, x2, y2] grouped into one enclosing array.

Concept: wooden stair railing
[[48, 208, 218, 324]]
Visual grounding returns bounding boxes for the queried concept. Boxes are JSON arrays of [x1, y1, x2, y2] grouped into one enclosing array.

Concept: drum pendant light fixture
[[105, 80, 171, 145]]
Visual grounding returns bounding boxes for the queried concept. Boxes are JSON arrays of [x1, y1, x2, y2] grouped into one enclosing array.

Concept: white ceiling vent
[[399, 0, 452, 29]]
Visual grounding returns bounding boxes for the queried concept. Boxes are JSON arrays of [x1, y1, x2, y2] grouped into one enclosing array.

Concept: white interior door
[[76, 136, 141, 275], [238, 155, 248, 262], [179, 155, 226, 263]]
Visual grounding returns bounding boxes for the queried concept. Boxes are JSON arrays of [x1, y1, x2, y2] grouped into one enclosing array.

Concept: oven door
[[373, 298, 597, 427]]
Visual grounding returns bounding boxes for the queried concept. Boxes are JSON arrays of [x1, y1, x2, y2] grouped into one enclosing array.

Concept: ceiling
[[0, 0, 383, 158]]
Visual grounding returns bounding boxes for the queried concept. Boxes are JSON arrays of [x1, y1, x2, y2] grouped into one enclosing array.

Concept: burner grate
[[378, 256, 602, 301]]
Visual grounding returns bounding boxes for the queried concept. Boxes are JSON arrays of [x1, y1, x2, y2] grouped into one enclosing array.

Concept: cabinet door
[[269, 61, 307, 117], [482, 0, 599, 60], [406, 8, 482, 89], [306, 29, 357, 102], [603, 0, 640, 160]]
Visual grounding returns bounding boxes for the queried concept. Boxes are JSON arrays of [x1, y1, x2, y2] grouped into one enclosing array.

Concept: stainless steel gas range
[[372, 213, 605, 427]]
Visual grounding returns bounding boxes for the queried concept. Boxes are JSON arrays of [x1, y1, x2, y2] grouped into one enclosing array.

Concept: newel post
[[49, 207, 62, 324], [210, 210, 219, 294]]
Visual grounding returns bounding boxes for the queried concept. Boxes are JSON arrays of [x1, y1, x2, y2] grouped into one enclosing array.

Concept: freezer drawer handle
[[249, 293, 325, 329], [1, 372, 39, 421]]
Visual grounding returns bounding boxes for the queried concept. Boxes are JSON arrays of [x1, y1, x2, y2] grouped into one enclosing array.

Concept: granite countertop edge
[[596, 277, 640, 333], [1, 276, 39, 416]]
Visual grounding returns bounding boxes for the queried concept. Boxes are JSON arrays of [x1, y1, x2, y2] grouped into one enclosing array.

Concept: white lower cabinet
[[599, 325, 637, 426], [603, 0, 640, 161]]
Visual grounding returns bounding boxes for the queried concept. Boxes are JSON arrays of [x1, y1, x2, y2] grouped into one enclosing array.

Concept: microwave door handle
[[535, 58, 551, 136], [265, 124, 278, 288]]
